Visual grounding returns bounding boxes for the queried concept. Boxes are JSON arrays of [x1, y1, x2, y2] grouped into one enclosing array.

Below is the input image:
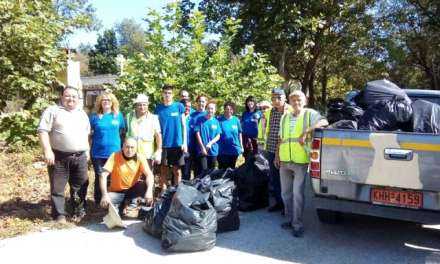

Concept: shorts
[[161, 147, 185, 167]]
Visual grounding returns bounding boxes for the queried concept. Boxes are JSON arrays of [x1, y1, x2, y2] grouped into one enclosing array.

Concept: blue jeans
[[266, 151, 283, 206], [91, 158, 109, 204]]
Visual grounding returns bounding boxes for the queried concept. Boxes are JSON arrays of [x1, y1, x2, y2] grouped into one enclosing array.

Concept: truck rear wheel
[[316, 209, 341, 224]]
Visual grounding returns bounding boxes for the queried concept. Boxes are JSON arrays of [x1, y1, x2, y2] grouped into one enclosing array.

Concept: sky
[[66, 0, 177, 48]]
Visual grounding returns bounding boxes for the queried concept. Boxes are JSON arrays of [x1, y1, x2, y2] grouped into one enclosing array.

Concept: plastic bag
[[143, 187, 176, 238], [412, 100, 440, 134], [161, 183, 217, 252], [233, 155, 269, 211], [329, 120, 358, 130], [357, 79, 411, 108], [358, 98, 413, 131], [210, 177, 240, 233]]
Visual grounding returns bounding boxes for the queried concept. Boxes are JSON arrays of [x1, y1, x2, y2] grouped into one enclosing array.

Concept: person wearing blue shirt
[[218, 102, 243, 169], [241, 96, 262, 159], [89, 91, 126, 204], [154, 85, 187, 191], [182, 95, 208, 180], [194, 101, 221, 176]]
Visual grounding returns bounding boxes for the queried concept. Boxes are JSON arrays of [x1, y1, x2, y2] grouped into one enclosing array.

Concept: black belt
[[53, 150, 86, 158]]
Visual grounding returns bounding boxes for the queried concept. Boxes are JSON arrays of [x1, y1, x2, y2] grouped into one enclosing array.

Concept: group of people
[[37, 84, 328, 238]]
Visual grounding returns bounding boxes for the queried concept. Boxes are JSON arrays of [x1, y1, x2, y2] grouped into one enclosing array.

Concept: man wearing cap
[[155, 85, 187, 191], [38, 86, 90, 223], [99, 137, 154, 216], [262, 88, 292, 213], [126, 94, 162, 167], [275, 90, 328, 237]]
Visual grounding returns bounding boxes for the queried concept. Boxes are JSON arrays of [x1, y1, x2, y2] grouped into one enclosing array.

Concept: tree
[[115, 3, 282, 113], [88, 29, 119, 74], [114, 18, 147, 57], [375, 0, 440, 90], [0, 0, 98, 149], [0, 0, 98, 111], [194, 0, 377, 107]]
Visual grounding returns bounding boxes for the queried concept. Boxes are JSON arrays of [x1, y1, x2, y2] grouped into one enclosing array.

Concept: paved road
[[1, 184, 439, 264]]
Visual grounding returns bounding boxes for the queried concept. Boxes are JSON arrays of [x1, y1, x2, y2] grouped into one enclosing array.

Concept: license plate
[[371, 188, 423, 209]]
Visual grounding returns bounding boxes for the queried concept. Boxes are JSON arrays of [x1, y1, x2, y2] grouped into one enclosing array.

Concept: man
[[126, 94, 162, 167], [155, 85, 187, 190], [275, 90, 328, 237], [262, 88, 292, 213], [99, 138, 154, 216], [180, 90, 190, 102], [38, 86, 90, 223]]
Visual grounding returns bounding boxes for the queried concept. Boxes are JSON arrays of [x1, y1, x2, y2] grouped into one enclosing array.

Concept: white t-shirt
[[38, 105, 90, 152]]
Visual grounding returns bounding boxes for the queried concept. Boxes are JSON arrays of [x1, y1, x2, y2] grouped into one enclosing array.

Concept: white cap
[[133, 94, 149, 104]]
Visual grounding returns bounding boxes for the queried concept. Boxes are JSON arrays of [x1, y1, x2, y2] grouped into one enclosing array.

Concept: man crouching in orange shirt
[[99, 137, 154, 216]]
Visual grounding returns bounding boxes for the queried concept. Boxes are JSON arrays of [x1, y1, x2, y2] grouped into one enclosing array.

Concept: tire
[[316, 209, 341, 224]]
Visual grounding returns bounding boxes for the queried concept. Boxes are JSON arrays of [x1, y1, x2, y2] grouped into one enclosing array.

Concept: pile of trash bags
[[142, 168, 241, 253], [327, 79, 440, 134]]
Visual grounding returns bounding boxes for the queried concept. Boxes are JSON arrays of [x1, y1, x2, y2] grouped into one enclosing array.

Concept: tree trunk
[[321, 65, 328, 108], [278, 45, 289, 89]]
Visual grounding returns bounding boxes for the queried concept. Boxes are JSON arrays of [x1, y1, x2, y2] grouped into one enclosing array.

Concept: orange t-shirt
[[103, 152, 146, 192]]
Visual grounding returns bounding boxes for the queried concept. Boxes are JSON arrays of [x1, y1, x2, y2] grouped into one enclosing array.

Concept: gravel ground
[[1, 185, 439, 264]]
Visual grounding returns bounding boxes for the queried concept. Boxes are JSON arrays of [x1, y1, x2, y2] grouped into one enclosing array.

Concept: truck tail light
[[310, 138, 321, 179]]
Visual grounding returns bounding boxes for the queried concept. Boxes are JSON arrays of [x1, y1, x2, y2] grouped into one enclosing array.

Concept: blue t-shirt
[[188, 110, 206, 153], [241, 110, 262, 138], [155, 102, 185, 148], [218, 115, 243, 156], [90, 112, 125, 158], [194, 116, 221, 156]]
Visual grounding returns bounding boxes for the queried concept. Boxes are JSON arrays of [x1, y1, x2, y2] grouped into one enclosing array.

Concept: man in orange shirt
[[99, 137, 154, 215]]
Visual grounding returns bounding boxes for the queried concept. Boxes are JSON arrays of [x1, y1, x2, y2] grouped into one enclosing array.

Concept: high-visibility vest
[[279, 109, 311, 164], [257, 105, 292, 150]]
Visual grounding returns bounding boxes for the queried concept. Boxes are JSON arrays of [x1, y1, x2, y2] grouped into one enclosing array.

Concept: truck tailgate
[[320, 129, 440, 192]]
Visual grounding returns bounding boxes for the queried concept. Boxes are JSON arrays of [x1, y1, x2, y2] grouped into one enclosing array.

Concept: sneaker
[[280, 222, 292, 230], [268, 203, 283, 212], [124, 205, 139, 219], [55, 215, 67, 224], [71, 210, 86, 223], [292, 228, 304, 238]]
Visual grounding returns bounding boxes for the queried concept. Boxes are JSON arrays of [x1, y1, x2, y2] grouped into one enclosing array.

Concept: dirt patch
[[0, 148, 106, 239]]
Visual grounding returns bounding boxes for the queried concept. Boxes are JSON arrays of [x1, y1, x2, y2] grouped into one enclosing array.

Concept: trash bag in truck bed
[[327, 99, 364, 124], [357, 80, 411, 108], [412, 99, 440, 134], [358, 98, 413, 131]]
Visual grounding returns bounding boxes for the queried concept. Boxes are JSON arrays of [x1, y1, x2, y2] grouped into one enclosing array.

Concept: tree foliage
[[115, 3, 282, 113], [0, 0, 98, 111], [88, 29, 120, 75], [114, 18, 147, 57]]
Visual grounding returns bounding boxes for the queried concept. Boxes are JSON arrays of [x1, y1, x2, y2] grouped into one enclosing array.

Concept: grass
[[0, 146, 106, 239]]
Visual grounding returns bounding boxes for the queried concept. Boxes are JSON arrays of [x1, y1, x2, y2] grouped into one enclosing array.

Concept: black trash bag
[[233, 155, 269, 212], [329, 120, 358, 130], [358, 98, 413, 131], [161, 183, 217, 252], [358, 79, 411, 108], [210, 177, 240, 233], [326, 98, 346, 124], [342, 105, 364, 121], [143, 187, 177, 239], [412, 100, 440, 134]]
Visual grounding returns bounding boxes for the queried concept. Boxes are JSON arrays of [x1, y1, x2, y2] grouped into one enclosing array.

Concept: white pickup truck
[[310, 89, 440, 224]]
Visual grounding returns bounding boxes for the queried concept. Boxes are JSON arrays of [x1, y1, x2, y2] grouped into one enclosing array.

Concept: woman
[[217, 102, 243, 169], [194, 101, 221, 176], [241, 96, 262, 159], [89, 91, 125, 204]]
